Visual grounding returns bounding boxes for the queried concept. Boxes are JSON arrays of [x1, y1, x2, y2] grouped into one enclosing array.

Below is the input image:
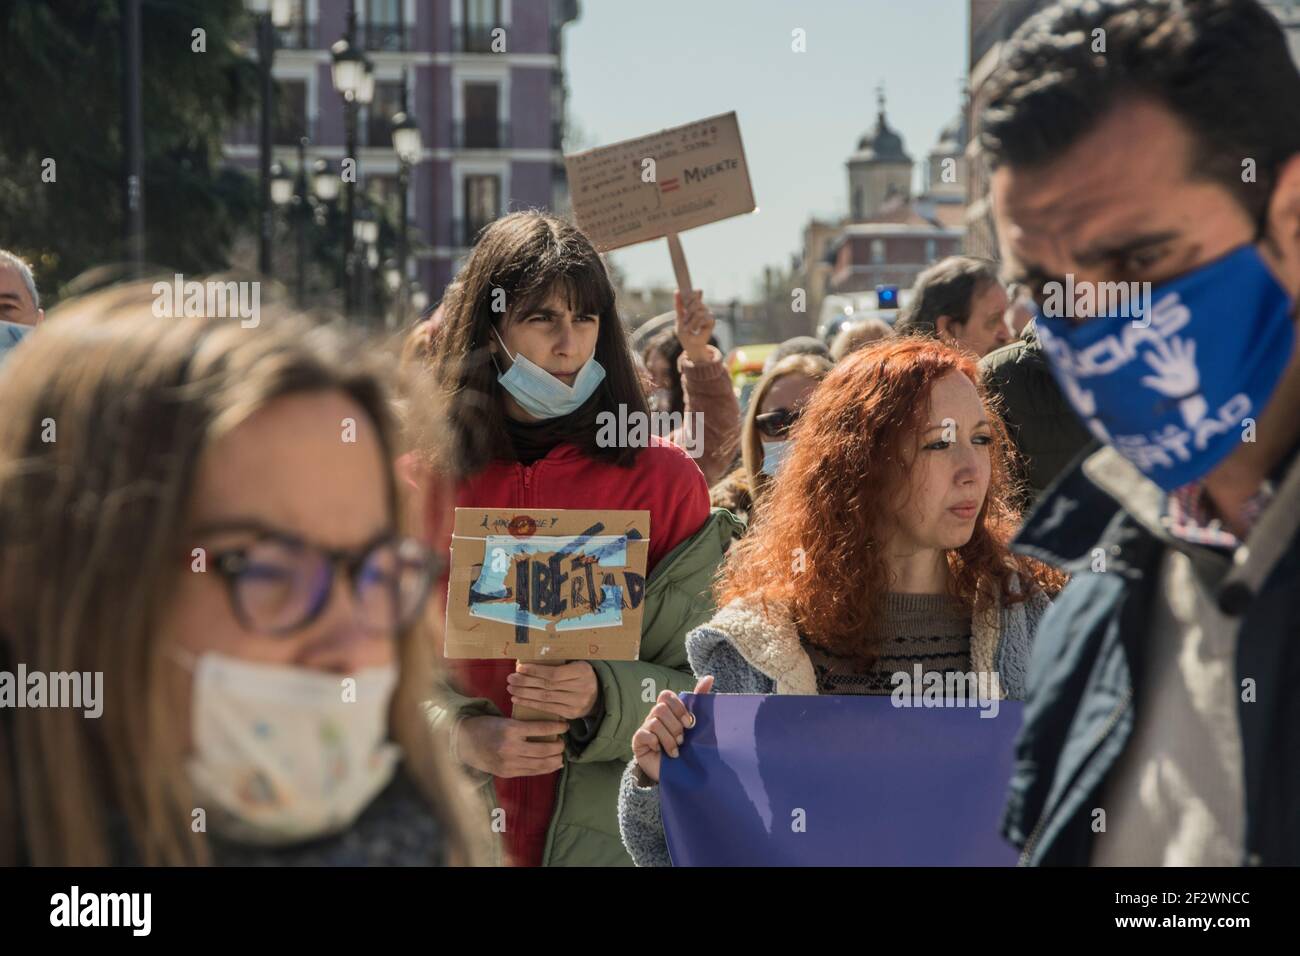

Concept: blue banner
[[659, 694, 1023, 866]]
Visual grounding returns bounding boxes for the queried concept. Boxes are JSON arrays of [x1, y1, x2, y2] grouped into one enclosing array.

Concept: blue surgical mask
[[760, 438, 793, 476], [0, 319, 31, 362], [492, 326, 606, 420], [1034, 244, 1295, 491]]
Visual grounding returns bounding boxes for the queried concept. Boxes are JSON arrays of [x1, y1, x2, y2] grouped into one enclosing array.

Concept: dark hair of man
[[895, 255, 1001, 338], [978, 0, 1300, 227]]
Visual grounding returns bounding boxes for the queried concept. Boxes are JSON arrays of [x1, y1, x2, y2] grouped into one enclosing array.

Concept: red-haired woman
[[616, 337, 1065, 865]]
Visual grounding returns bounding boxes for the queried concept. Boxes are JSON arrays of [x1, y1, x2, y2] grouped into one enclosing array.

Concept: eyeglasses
[[754, 407, 802, 439], [203, 528, 441, 636]]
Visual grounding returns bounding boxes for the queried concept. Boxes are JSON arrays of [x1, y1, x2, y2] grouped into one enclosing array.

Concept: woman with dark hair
[[617, 338, 1065, 865], [418, 212, 737, 867]]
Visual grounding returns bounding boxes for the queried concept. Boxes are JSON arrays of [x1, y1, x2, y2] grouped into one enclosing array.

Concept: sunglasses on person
[[196, 523, 441, 636], [754, 406, 802, 439]]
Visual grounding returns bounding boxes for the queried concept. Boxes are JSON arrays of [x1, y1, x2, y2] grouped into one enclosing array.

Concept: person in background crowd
[[762, 334, 831, 373], [0, 249, 44, 360], [619, 338, 1063, 866], [895, 256, 1012, 358], [641, 291, 741, 486], [981, 0, 1300, 866], [420, 211, 738, 867], [0, 285, 488, 866], [980, 315, 1093, 507], [1002, 283, 1035, 339], [830, 316, 893, 362], [709, 353, 832, 525], [400, 318, 438, 373]]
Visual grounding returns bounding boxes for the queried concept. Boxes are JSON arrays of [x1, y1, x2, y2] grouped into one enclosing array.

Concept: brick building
[[226, 0, 580, 307]]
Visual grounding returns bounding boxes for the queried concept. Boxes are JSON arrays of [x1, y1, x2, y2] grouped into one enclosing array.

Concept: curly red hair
[[717, 337, 1064, 662]]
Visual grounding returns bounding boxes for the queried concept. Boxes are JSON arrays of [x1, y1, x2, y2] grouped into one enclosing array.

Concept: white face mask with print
[[180, 652, 400, 847]]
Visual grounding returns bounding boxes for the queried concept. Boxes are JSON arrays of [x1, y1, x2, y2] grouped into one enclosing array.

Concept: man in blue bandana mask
[[979, 0, 1300, 867]]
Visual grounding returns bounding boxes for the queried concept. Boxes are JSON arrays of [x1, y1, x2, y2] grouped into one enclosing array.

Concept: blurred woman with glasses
[[0, 284, 489, 866], [709, 353, 833, 526]]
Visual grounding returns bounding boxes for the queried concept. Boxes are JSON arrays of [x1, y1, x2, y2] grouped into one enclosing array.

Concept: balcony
[[240, 18, 317, 52], [452, 120, 511, 150], [275, 19, 317, 50], [363, 114, 395, 149], [359, 21, 415, 53], [227, 113, 317, 148], [454, 24, 501, 53]]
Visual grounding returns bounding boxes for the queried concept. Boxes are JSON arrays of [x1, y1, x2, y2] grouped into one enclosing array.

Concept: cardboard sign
[[660, 694, 1024, 866], [445, 508, 650, 661], [564, 111, 756, 252]]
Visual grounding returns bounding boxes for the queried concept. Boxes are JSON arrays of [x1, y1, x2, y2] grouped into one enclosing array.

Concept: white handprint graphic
[[1140, 335, 1207, 426]]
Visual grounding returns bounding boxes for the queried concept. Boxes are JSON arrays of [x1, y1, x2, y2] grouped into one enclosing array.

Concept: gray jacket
[[617, 580, 1052, 866]]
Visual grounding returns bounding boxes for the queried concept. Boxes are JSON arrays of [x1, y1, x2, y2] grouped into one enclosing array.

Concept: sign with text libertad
[[444, 508, 650, 662]]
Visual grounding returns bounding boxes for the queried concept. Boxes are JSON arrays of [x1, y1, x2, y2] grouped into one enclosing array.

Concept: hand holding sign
[[675, 289, 715, 363], [632, 675, 714, 784], [507, 660, 600, 720]]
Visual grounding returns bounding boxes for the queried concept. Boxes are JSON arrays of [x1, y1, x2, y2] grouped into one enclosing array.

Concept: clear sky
[[563, 0, 969, 301]]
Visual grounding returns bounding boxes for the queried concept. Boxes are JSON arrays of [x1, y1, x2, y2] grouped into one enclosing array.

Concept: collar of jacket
[[1015, 441, 1300, 617], [646, 507, 744, 592], [700, 581, 1010, 697]]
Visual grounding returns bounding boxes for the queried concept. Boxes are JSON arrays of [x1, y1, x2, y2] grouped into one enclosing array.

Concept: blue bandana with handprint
[[1034, 245, 1295, 491]]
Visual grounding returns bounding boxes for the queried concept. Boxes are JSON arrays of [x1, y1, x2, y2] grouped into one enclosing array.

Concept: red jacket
[[423, 438, 709, 866]]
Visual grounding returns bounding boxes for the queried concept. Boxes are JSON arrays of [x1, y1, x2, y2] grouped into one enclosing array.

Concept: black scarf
[[502, 388, 605, 465]]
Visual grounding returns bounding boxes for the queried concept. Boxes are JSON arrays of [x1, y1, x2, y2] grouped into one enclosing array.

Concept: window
[[364, 0, 407, 52], [275, 0, 314, 49], [462, 83, 501, 148], [871, 239, 886, 265], [366, 81, 404, 148], [464, 174, 501, 245], [465, 0, 502, 27], [551, 73, 566, 150], [273, 80, 308, 145], [924, 239, 937, 263], [461, 0, 502, 52], [852, 188, 863, 220]]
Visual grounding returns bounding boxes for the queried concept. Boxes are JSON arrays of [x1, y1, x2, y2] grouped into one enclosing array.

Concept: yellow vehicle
[[725, 343, 777, 415]]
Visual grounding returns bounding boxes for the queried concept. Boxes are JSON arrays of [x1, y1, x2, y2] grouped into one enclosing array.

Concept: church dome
[[849, 92, 912, 165]]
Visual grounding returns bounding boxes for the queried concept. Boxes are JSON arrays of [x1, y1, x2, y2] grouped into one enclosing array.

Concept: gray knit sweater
[[617, 582, 1051, 866]]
